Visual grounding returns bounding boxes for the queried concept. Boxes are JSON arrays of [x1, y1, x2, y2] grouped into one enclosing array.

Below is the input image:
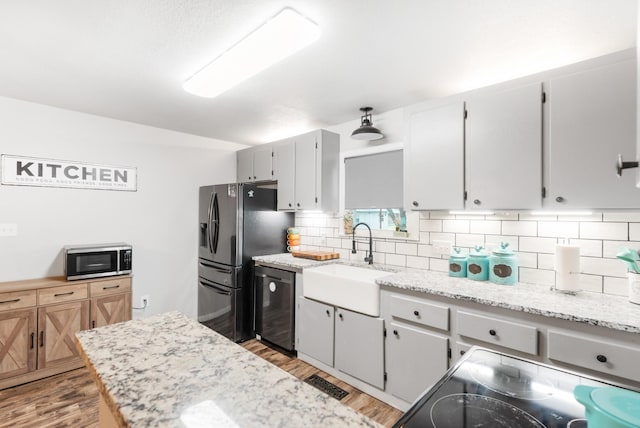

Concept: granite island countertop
[[254, 253, 640, 334], [75, 311, 382, 428]]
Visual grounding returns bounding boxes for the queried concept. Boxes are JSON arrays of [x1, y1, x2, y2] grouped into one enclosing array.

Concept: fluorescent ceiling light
[[530, 211, 593, 216], [183, 8, 320, 98]]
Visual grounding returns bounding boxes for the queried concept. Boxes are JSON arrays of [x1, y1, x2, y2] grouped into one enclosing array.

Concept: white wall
[[0, 96, 244, 319]]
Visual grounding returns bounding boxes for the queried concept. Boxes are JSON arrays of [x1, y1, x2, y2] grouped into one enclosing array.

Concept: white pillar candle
[[555, 244, 580, 292]]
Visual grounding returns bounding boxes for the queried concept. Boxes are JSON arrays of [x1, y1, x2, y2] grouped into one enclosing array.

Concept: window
[[345, 208, 407, 232]]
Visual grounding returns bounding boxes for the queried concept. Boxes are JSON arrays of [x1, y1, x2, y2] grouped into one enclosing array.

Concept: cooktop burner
[[393, 347, 622, 428]]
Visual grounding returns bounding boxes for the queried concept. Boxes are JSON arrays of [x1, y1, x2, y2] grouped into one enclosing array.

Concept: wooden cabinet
[[273, 139, 296, 210], [546, 57, 638, 209], [297, 297, 334, 367], [334, 307, 384, 389], [236, 145, 273, 183], [465, 83, 543, 210], [0, 308, 36, 380], [0, 275, 132, 389], [404, 101, 465, 210], [37, 300, 89, 369], [89, 277, 132, 328]]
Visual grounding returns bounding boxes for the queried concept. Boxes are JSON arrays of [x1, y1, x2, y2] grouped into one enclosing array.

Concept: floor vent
[[304, 374, 349, 400]]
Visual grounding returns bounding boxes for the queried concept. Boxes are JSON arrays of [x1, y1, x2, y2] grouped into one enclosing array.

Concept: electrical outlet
[[0, 223, 17, 236], [141, 295, 150, 309], [433, 239, 452, 255]]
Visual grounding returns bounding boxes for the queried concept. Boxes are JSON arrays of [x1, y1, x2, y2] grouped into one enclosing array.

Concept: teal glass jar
[[489, 242, 518, 285], [448, 247, 467, 278], [467, 246, 489, 281]]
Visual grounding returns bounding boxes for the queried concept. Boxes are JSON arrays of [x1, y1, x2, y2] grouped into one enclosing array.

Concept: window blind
[[345, 150, 403, 209]]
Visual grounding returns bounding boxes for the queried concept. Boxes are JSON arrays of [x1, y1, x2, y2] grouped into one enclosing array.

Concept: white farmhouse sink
[[303, 264, 392, 316]]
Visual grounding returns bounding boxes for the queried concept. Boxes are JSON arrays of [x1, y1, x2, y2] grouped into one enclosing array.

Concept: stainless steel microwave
[[64, 243, 132, 280]]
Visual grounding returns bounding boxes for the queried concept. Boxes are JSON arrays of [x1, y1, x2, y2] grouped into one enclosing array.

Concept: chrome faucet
[[352, 222, 373, 264]]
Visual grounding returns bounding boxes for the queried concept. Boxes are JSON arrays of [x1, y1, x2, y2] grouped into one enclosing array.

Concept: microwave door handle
[[212, 192, 220, 254]]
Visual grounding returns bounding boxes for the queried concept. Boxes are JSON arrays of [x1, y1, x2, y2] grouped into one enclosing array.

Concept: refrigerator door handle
[[199, 278, 231, 295], [207, 191, 214, 253], [212, 192, 220, 254], [199, 259, 233, 274]]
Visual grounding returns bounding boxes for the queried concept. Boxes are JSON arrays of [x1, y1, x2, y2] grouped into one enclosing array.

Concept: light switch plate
[[433, 239, 452, 255], [0, 223, 17, 236]]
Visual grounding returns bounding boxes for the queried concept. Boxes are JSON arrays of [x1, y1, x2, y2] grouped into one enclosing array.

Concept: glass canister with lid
[[467, 246, 489, 281], [489, 242, 518, 285], [448, 247, 467, 278]]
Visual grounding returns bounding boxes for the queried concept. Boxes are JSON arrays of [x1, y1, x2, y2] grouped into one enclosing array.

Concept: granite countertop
[[254, 253, 640, 334], [75, 311, 382, 428]]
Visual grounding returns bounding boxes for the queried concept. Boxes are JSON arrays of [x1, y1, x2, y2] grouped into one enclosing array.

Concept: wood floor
[[0, 339, 403, 427]]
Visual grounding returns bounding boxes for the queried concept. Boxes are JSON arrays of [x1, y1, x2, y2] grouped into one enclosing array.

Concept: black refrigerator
[[197, 183, 293, 342]]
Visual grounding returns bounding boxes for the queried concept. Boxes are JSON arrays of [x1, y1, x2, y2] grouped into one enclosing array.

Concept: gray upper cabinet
[[273, 139, 295, 210], [236, 145, 273, 183], [405, 101, 465, 210], [293, 129, 340, 212], [546, 58, 638, 209], [465, 83, 543, 210]]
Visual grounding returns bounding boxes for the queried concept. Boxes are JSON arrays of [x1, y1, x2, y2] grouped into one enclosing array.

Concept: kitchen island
[[75, 311, 382, 428]]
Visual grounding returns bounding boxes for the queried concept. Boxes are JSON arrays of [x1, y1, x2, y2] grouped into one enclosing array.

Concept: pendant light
[[351, 107, 384, 140]]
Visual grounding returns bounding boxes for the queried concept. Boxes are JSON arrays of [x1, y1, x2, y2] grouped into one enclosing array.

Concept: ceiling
[[0, 0, 636, 146]]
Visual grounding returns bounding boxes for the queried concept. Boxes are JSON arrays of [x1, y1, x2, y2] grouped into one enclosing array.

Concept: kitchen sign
[[1, 154, 137, 191]]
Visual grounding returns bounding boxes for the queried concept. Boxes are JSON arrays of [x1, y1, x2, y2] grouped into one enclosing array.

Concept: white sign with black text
[[1, 154, 137, 191]]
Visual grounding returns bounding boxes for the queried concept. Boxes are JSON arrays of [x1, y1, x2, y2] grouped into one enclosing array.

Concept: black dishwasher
[[254, 265, 296, 352]]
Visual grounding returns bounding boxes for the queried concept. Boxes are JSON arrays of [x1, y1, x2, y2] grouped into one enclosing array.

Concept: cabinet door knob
[[297, 203, 300, 207], [555, 196, 565, 203], [288, 203, 292, 207], [596, 354, 607, 363], [616, 154, 639, 177], [338, 313, 343, 320], [393, 330, 398, 336], [412, 201, 419, 207], [253, 176, 256, 179], [325, 309, 330, 317], [460, 350, 466, 356], [473, 199, 481, 205], [489, 329, 497, 336], [413, 310, 420, 317]]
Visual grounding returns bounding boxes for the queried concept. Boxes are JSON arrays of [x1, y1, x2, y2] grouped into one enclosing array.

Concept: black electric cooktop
[[393, 347, 624, 428]]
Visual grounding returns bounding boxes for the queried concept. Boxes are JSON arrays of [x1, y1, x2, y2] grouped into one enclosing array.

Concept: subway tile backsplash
[[294, 211, 640, 297]]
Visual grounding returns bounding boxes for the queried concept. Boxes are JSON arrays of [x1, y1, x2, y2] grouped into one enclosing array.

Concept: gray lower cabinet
[[386, 322, 449, 403], [297, 297, 334, 367], [334, 308, 385, 389]]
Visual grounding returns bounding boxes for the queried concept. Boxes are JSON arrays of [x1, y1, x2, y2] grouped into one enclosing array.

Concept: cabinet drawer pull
[[473, 199, 481, 205], [489, 329, 497, 336], [39, 331, 44, 347], [30, 332, 35, 349], [103, 285, 120, 290], [596, 354, 607, 363], [555, 196, 565, 203], [0, 298, 20, 304], [413, 310, 420, 317], [92, 320, 96, 328], [54, 291, 74, 297]]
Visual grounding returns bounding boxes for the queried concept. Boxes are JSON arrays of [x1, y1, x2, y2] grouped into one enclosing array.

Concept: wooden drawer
[[548, 330, 640, 383], [38, 283, 88, 306], [457, 311, 538, 355], [0, 290, 37, 311], [390, 294, 449, 331], [89, 277, 131, 297]]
